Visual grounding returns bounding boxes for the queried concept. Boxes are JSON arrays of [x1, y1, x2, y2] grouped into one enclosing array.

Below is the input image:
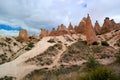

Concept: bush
[[78, 67, 118, 80], [92, 41, 99, 45], [116, 50, 120, 63], [87, 55, 100, 69], [47, 38, 55, 43], [101, 41, 109, 46], [28, 42, 34, 48]]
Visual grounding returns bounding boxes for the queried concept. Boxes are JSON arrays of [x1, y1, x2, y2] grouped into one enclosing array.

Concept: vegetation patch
[[60, 41, 90, 63]]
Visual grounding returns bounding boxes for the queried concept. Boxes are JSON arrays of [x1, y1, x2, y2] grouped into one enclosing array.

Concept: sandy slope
[[0, 34, 81, 79], [0, 37, 55, 79]]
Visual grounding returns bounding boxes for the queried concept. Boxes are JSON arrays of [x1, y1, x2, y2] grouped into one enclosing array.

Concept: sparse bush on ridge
[[87, 55, 100, 69], [47, 38, 55, 43], [92, 41, 99, 45], [101, 41, 109, 46]]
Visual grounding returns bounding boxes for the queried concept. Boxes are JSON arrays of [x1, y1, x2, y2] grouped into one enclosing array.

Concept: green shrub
[[101, 41, 109, 46], [78, 67, 118, 80], [92, 41, 99, 45], [116, 50, 120, 63], [87, 55, 100, 69], [47, 38, 55, 43], [6, 37, 11, 42], [28, 42, 34, 48]]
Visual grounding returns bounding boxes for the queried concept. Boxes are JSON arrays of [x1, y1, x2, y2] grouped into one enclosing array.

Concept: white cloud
[[0, 29, 19, 36], [0, 0, 120, 36]]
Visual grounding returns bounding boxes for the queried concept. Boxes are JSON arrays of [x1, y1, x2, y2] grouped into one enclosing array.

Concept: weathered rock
[[85, 14, 97, 44], [39, 29, 48, 38], [94, 21, 101, 35], [101, 17, 113, 34], [18, 30, 29, 42], [78, 18, 87, 34], [68, 22, 73, 30], [56, 24, 68, 36], [68, 22, 76, 34], [49, 28, 57, 36], [74, 25, 79, 33]]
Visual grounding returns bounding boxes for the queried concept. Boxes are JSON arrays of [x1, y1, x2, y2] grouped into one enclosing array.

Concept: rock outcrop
[[85, 14, 97, 44], [56, 24, 69, 36], [78, 18, 87, 34], [101, 17, 115, 34], [18, 30, 29, 42], [49, 28, 57, 36], [39, 29, 48, 38], [94, 21, 101, 35], [68, 22, 73, 30]]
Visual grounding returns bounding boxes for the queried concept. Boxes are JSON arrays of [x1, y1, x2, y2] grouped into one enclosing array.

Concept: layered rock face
[[94, 21, 101, 35], [18, 30, 29, 42]]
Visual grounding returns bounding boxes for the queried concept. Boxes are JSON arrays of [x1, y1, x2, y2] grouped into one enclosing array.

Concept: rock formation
[[56, 24, 69, 36], [85, 14, 97, 44], [94, 21, 101, 35], [68, 22, 76, 34], [68, 22, 73, 30], [101, 17, 114, 34], [78, 18, 87, 34], [18, 30, 29, 42], [49, 28, 57, 36], [39, 29, 48, 38]]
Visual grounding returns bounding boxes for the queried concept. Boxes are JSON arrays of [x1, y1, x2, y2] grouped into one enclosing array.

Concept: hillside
[[0, 31, 120, 80]]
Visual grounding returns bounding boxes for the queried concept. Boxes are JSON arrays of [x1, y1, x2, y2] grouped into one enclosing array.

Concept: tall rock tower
[[85, 14, 97, 44], [39, 29, 48, 38], [18, 30, 29, 42], [94, 20, 101, 35]]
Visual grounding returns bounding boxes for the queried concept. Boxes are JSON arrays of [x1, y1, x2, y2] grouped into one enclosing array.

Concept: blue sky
[[0, 0, 120, 36]]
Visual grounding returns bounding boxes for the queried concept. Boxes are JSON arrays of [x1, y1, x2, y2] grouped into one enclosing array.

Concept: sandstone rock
[[74, 25, 79, 33], [49, 28, 57, 36], [94, 20, 101, 35], [18, 30, 29, 42], [101, 17, 113, 34], [78, 18, 87, 34], [56, 24, 68, 36], [85, 14, 97, 44], [39, 29, 48, 38], [68, 22, 73, 30]]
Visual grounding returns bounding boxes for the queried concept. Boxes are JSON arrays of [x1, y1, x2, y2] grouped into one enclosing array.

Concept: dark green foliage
[[87, 55, 100, 69], [0, 76, 16, 80], [114, 39, 120, 47], [92, 41, 99, 45], [79, 67, 118, 80], [47, 39, 55, 43], [6, 37, 11, 42], [101, 41, 109, 46], [28, 42, 34, 48], [0, 42, 7, 47], [13, 42, 17, 46], [116, 50, 120, 63]]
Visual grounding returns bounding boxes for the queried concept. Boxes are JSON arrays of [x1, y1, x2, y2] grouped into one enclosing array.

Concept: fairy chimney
[[94, 21, 101, 35], [18, 30, 29, 42], [85, 14, 97, 44], [39, 29, 48, 38]]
